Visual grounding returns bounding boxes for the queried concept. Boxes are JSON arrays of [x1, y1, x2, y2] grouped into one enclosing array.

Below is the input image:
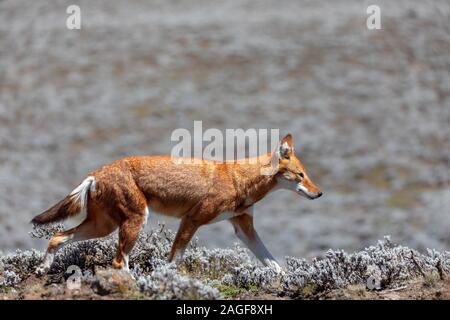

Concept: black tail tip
[[30, 216, 44, 225]]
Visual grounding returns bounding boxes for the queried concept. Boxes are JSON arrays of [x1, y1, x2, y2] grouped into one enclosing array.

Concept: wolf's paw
[[35, 264, 50, 276], [265, 260, 284, 275], [272, 264, 284, 275]]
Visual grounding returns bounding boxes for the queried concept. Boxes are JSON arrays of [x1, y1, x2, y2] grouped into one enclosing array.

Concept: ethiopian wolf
[[32, 134, 322, 274]]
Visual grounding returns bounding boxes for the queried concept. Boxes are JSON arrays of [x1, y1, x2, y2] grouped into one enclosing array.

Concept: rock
[[92, 268, 136, 295]]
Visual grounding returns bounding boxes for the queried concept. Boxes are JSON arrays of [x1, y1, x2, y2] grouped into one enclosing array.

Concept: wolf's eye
[[298, 173, 304, 178]]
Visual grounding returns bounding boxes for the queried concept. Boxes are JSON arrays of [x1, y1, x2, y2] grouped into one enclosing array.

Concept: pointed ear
[[280, 133, 293, 147], [279, 133, 293, 159]]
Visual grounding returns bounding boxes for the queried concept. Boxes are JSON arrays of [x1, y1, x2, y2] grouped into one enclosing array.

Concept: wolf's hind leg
[[36, 208, 118, 275], [36, 228, 77, 275], [112, 213, 146, 271]]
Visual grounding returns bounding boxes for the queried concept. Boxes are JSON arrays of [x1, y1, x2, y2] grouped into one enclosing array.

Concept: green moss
[[298, 283, 317, 299], [125, 290, 151, 300], [248, 284, 258, 293], [213, 284, 247, 298], [0, 286, 14, 294], [346, 284, 367, 297], [423, 273, 439, 288], [178, 257, 232, 280]]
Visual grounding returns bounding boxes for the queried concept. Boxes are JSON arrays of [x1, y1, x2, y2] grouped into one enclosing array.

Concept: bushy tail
[[31, 176, 96, 225]]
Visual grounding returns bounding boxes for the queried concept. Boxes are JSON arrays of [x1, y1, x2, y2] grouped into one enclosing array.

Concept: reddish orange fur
[[34, 134, 321, 271]]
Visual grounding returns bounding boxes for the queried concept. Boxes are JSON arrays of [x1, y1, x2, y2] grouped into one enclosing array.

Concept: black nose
[[317, 192, 323, 198]]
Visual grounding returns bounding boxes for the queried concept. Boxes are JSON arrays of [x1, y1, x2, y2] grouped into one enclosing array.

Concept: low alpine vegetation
[[0, 225, 448, 299]]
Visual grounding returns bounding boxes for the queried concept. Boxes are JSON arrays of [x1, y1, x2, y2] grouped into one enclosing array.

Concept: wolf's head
[[267, 134, 322, 200]]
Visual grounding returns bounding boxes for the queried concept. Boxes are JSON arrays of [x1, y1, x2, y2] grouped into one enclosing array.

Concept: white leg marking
[[121, 254, 135, 279], [36, 234, 74, 275], [41, 252, 55, 269], [123, 254, 130, 271], [143, 206, 150, 226], [174, 246, 187, 265], [234, 226, 282, 273]]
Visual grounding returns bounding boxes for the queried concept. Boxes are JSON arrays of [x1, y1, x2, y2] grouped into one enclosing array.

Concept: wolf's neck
[[233, 153, 278, 201]]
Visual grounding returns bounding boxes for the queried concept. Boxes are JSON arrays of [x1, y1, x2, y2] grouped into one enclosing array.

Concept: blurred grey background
[[0, 0, 449, 260]]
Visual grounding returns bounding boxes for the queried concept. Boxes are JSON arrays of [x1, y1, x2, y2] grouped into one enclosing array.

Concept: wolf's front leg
[[229, 213, 282, 273], [168, 217, 200, 264]]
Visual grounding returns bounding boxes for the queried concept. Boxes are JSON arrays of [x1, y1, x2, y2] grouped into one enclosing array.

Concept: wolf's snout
[[309, 191, 322, 200]]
